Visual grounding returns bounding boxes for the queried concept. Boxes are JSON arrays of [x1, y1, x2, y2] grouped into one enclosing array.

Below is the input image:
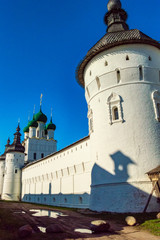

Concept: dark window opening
[[41, 153, 44, 158], [113, 107, 119, 120], [34, 153, 36, 160], [105, 61, 108, 66], [149, 56, 152, 61], [116, 70, 121, 83], [126, 55, 129, 60], [139, 66, 143, 80], [15, 169, 18, 174], [157, 103, 160, 121]]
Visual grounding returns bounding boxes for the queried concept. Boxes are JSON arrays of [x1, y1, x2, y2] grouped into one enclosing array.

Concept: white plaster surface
[[2, 152, 25, 201], [0, 160, 5, 196], [84, 44, 160, 212], [22, 137, 91, 208]]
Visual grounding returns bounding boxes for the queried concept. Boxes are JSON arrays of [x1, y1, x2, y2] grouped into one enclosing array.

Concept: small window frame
[[107, 92, 123, 125]]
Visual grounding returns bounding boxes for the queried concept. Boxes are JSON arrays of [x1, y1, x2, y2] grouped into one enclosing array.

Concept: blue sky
[[0, 0, 159, 154]]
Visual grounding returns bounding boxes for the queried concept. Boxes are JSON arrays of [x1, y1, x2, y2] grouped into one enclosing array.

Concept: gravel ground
[[0, 202, 159, 240]]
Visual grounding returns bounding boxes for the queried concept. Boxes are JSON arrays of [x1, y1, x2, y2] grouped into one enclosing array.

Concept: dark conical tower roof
[[6, 124, 25, 153], [76, 0, 160, 87]]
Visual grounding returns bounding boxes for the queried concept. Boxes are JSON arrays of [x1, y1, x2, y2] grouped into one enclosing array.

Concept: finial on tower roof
[[105, 0, 129, 33], [33, 104, 36, 115], [16, 122, 20, 132], [40, 94, 43, 110], [107, 0, 121, 11], [7, 138, 10, 145]]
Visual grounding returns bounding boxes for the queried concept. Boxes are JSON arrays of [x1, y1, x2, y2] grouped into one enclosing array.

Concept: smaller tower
[[0, 138, 10, 197], [2, 124, 25, 201]]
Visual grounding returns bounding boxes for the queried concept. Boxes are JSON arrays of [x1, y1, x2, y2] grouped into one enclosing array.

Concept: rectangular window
[[34, 153, 36, 160], [139, 66, 143, 80], [15, 169, 18, 174], [41, 153, 44, 158]]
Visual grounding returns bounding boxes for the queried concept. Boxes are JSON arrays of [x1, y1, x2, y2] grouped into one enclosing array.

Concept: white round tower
[[77, 0, 160, 212], [0, 138, 11, 197], [2, 124, 25, 201], [0, 155, 5, 197]]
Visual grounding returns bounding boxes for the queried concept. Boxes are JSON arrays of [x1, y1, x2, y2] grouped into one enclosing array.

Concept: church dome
[[28, 119, 38, 128], [35, 109, 47, 123], [23, 125, 29, 133], [46, 118, 56, 131]]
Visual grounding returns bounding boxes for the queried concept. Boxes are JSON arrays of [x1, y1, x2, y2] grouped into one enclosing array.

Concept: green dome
[[23, 125, 29, 133], [28, 119, 38, 128], [46, 118, 56, 130], [35, 109, 47, 123]]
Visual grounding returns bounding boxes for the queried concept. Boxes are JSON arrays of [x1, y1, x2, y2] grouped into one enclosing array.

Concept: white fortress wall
[[22, 136, 92, 208], [84, 44, 160, 212]]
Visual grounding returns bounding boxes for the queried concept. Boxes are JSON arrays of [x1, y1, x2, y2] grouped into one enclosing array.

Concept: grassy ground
[[140, 219, 160, 236]]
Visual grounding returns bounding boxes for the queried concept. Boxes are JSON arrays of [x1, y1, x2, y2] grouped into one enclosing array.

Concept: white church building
[[0, 0, 160, 213]]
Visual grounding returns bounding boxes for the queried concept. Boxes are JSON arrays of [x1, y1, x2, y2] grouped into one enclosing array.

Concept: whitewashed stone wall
[[2, 152, 25, 201], [24, 137, 57, 163], [0, 160, 5, 196], [22, 137, 92, 208], [84, 44, 160, 212]]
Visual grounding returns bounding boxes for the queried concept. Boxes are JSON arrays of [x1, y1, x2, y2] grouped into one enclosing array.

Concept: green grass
[[140, 219, 160, 236]]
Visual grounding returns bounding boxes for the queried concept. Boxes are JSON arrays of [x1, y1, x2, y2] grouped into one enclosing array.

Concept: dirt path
[[0, 202, 159, 240]]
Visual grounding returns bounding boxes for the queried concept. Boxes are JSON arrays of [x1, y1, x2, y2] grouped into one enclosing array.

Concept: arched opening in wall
[[79, 197, 83, 204], [96, 76, 101, 90], [148, 56, 152, 61], [104, 60, 108, 66], [89, 70, 92, 76], [139, 65, 143, 80], [116, 69, 121, 83], [126, 55, 129, 60], [112, 107, 119, 120]]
